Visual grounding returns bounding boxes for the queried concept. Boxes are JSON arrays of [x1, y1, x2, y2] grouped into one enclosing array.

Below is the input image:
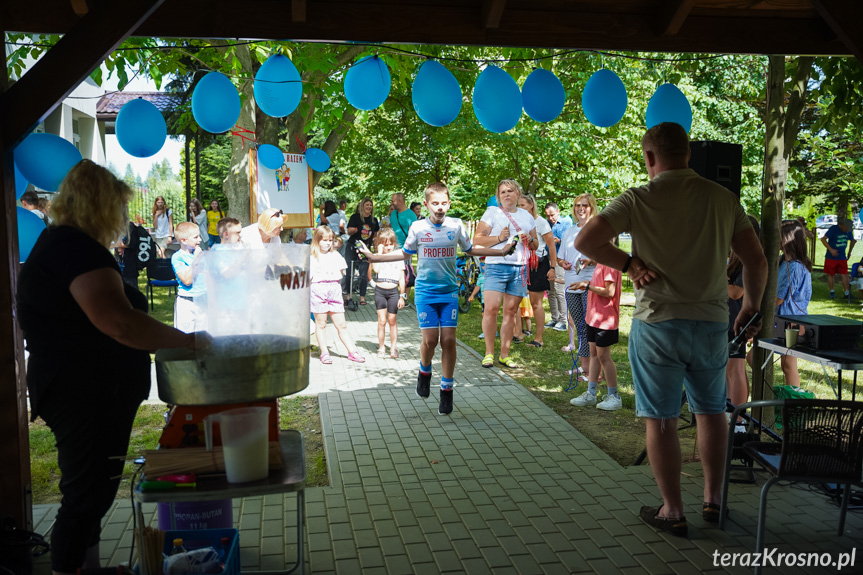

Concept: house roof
[[96, 91, 181, 134], [3, 0, 861, 60], [96, 91, 180, 120]]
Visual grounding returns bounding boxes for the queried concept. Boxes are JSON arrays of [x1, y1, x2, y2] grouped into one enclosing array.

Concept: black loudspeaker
[[688, 140, 742, 198]]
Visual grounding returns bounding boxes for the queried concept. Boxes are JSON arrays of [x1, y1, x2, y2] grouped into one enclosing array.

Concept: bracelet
[[621, 255, 632, 274]]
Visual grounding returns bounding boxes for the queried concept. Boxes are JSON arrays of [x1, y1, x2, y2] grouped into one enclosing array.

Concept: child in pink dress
[[310, 226, 365, 364]]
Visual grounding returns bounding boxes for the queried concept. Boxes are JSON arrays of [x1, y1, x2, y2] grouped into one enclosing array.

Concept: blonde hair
[[175, 221, 198, 241], [374, 227, 397, 250], [355, 197, 374, 216], [424, 182, 450, 201], [310, 225, 334, 259], [257, 207, 284, 235], [519, 193, 537, 217], [572, 193, 598, 222], [52, 160, 132, 248], [496, 179, 523, 205]]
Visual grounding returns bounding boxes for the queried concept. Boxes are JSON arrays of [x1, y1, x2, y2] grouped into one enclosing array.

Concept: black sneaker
[[345, 299, 358, 312], [639, 505, 688, 537], [416, 372, 431, 398], [438, 389, 453, 415]]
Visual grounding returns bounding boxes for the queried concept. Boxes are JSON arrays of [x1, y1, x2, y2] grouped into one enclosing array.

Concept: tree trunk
[[752, 55, 813, 412], [222, 42, 255, 224]]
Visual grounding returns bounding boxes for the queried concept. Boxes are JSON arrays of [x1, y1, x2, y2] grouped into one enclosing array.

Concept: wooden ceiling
[[2, 0, 861, 60]]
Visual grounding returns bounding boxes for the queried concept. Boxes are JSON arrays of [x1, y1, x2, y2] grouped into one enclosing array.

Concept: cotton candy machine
[[155, 243, 310, 408]]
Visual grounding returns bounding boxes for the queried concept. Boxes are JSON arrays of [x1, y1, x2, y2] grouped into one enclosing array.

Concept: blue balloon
[[486, 195, 498, 207], [116, 98, 167, 158], [17, 206, 46, 262], [254, 54, 302, 118], [412, 60, 462, 127], [645, 83, 692, 133], [258, 144, 285, 170], [192, 72, 241, 133], [305, 148, 331, 172], [473, 66, 522, 133], [14, 133, 82, 192], [344, 56, 391, 111], [582, 68, 628, 128], [522, 68, 565, 123], [14, 162, 28, 200]]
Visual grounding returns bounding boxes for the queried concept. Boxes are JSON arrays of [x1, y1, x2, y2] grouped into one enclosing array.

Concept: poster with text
[[250, 149, 315, 228]]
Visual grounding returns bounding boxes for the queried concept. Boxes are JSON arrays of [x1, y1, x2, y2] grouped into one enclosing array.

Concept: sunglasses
[[271, 210, 284, 218]]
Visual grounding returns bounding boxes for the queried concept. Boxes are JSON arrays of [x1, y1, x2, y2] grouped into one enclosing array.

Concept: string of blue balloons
[[11, 53, 693, 260]]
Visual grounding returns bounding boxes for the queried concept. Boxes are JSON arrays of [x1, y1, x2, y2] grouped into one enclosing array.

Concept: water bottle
[[169, 538, 186, 555]]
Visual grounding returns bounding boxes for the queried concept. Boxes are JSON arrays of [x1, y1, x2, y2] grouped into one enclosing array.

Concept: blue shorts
[[416, 292, 459, 329], [483, 263, 528, 298], [629, 318, 728, 419]]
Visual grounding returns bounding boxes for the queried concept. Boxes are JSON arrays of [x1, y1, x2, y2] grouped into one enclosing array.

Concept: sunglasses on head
[[271, 210, 284, 218]]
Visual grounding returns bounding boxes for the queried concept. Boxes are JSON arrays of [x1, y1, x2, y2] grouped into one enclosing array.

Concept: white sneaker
[[596, 394, 622, 411], [544, 320, 556, 328], [570, 391, 597, 407], [553, 322, 567, 331]]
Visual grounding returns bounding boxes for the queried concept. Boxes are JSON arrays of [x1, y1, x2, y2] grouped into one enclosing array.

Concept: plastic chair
[[146, 258, 179, 311], [720, 399, 863, 571]]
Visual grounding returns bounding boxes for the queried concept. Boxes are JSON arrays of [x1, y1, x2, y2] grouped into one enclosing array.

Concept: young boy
[[359, 182, 511, 415], [216, 216, 242, 245], [569, 262, 623, 410], [171, 222, 206, 333]]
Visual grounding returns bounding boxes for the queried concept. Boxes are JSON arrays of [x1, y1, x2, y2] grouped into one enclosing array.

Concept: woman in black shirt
[[343, 197, 379, 307], [17, 160, 199, 574]]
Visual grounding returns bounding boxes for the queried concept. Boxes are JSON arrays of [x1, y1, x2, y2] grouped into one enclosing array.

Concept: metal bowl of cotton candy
[[155, 334, 309, 405]]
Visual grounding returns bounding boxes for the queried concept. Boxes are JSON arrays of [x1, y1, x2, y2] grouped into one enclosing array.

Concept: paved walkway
[[34, 302, 863, 574]]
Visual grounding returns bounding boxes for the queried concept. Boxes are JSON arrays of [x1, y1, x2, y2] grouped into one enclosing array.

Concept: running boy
[[172, 222, 206, 332], [358, 182, 512, 415], [569, 262, 623, 410]]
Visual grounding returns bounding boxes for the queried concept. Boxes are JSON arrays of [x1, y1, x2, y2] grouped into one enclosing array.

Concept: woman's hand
[[496, 227, 510, 243], [569, 281, 589, 291], [559, 260, 572, 271], [397, 297, 405, 310]]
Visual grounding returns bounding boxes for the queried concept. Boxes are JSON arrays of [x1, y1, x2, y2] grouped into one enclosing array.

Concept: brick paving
[[34, 301, 862, 574]]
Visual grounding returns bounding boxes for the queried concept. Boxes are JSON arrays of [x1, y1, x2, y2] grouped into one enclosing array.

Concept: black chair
[[720, 399, 863, 572], [145, 258, 179, 311]]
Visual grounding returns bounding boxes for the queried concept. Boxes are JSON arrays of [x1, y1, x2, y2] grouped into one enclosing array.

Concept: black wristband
[[621, 255, 632, 274]]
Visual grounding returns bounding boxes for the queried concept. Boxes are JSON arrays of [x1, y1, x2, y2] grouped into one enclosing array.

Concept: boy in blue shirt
[[360, 183, 510, 415], [172, 222, 207, 332]]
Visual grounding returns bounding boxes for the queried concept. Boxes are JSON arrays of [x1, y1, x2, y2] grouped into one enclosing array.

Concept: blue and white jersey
[[403, 217, 472, 295]]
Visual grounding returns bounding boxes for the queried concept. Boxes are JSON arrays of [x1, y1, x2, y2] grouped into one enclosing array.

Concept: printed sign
[[249, 149, 315, 228]]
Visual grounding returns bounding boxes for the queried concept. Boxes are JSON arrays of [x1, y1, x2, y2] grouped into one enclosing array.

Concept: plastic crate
[[162, 528, 239, 575]]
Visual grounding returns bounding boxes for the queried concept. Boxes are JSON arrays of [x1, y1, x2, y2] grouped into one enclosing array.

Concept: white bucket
[[205, 406, 270, 483]]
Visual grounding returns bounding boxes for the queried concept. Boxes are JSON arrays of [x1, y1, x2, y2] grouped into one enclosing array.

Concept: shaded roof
[[3, 0, 861, 59], [95, 91, 181, 120], [96, 91, 181, 134]]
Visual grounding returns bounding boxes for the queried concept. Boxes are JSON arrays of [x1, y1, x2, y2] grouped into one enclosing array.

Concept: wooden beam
[[292, 0, 306, 24], [1, 1, 852, 56], [0, 52, 31, 530], [482, 0, 507, 29], [811, 0, 863, 63], [69, 0, 89, 16], [658, 0, 695, 37], [0, 0, 164, 152]]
